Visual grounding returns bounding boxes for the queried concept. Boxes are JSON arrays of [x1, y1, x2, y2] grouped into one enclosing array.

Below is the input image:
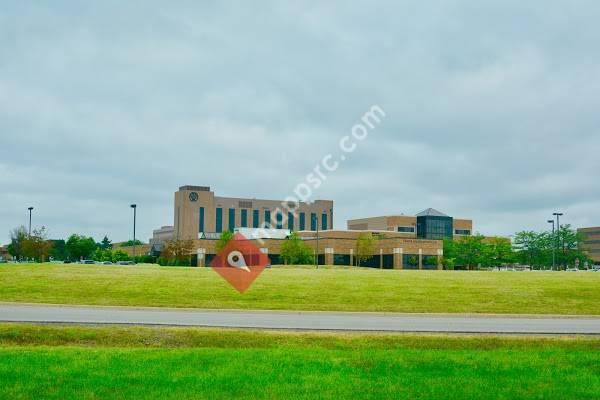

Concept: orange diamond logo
[[211, 233, 270, 293]]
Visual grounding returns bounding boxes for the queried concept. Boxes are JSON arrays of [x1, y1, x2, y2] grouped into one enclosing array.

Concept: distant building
[[0, 245, 11, 261], [150, 186, 447, 268], [173, 185, 334, 240], [149, 225, 175, 254], [190, 229, 443, 269], [347, 208, 473, 240], [578, 227, 600, 265]]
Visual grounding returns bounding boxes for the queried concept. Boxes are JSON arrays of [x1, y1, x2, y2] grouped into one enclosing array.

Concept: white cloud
[[1, 0, 600, 242]]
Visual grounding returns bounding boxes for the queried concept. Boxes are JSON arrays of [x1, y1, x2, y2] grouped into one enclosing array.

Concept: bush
[[112, 250, 131, 263], [280, 232, 313, 265], [423, 255, 438, 267], [134, 255, 156, 264], [157, 257, 190, 267]]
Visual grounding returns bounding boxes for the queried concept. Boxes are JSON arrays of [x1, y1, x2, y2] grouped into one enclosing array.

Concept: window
[[299, 212, 306, 230], [310, 213, 317, 231], [288, 212, 294, 231], [417, 216, 453, 240], [216, 208, 223, 233], [397, 226, 414, 233], [322, 213, 328, 230], [455, 229, 471, 235], [264, 210, 271, 228], [275, 210, 283, 229], [241, 209, 248, 228], [253, 210, 259, 228], [228, 208, 236, 231], [238, 200, 253, 209], [199, 207, 205, 233]]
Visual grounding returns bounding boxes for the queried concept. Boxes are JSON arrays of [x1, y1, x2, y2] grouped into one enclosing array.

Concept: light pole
[[547, 220, 555, 270], [553, 212, 563, 270], [131, 204, 137, 262], [28, 207, 34, 236], [312, 214, 319, 269]]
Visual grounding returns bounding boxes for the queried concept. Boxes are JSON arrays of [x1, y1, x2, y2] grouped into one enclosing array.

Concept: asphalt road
[[1, 304, 600, 334]]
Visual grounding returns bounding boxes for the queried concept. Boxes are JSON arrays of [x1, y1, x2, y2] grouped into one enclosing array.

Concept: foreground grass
[[1, 264, 600, 314], [0, 324, 599, 400]]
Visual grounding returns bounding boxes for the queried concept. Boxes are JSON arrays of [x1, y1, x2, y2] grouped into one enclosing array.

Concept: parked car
[[102, 261, 113, 265], [117, 261, 135, 265], [81, 260, 96, 265], [63, 260, 72, 264]]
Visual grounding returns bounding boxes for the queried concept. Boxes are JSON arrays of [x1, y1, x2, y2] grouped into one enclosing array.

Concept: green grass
[[1, 264, 600, 314], [0, 324, 599, 399]]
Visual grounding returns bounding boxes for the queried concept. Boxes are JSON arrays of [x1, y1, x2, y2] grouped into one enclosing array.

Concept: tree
[[49, 240, 67, 261], [120, 239, 143, 247], [65, 234, 97, 261], [112, 249, 131, 262], [513, 225, 590, 270], [21, 227, 53, 262], [216, 230, 234, 254], [557, 225, 590, 268], [484, 237, 515, 268], [453, 235, 486, 270], [161, 239, 195, 262], [280, 232, 313, 265], [355, 233, 376, 266], [7, 226, 27, 260], [99, 236, 112, 250], [93, 248, 114, 262], [514, 231, 548, 268]]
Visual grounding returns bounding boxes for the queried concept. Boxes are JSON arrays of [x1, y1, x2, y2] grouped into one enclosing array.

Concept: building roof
[[416, 208, 449, 217]]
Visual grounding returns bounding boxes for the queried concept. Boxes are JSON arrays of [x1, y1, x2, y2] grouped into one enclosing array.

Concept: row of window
[[205, 207, 329, 233], [454, 229, 472, 235]]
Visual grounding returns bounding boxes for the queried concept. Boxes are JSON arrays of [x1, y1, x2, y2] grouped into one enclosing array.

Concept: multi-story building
[[149, 186, 457, 269], [578, 227, 600, 265], [347, 208, 473, 240], [174, 185, 334, 240]]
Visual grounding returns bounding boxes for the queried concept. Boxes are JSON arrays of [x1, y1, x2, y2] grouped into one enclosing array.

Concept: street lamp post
[[547, 220, 555, 270], [28, 207, 34, 236], [312, 214, 319, 269], [553, 212, 563, 270], [131, 204, 137, 262]]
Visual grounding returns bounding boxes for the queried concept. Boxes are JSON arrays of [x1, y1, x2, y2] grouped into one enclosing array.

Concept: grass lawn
[[0, 324, 599, 399], [1, 264, 599, 315]]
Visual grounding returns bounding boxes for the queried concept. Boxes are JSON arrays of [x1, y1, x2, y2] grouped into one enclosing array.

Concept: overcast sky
[[1, 1, 600, 243]]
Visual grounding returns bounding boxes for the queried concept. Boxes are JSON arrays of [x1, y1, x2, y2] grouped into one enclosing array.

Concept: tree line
[[6, 223, 594, 269], [6, 226, 151, 263]]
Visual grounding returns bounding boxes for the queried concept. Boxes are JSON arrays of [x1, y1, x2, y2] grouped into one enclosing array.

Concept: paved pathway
[[1, 304, 600, 334]]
